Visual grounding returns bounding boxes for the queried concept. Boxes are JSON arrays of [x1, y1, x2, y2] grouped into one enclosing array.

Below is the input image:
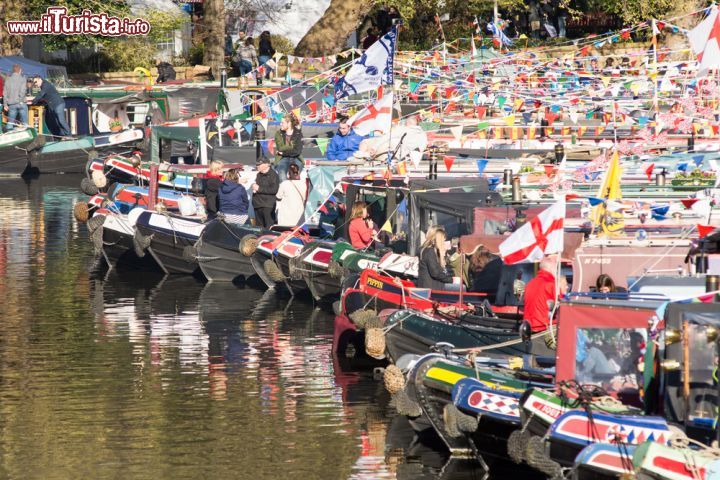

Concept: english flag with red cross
[[348, 92, 394, 136], [687, 6, 720, 76], [499, 198, 565, 264]]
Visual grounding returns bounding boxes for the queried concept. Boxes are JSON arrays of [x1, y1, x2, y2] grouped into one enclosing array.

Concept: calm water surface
[[0, 175, 488, 479]]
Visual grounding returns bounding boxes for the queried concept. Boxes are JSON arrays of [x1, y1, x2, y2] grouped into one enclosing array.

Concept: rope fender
[[133, 229, 153, 258]]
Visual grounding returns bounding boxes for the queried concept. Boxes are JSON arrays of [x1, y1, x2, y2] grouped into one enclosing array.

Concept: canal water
[[0, 175, 491, 479]]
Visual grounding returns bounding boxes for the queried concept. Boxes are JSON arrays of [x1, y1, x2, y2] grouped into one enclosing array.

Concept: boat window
[[686, 323, 718, 426], [427, 211, 468, 239], [574, 328, 647, 397]]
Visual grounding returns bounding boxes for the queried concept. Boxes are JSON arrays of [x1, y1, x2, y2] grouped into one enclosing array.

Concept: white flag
[[499, 199, 565, 264], [348, 93, 394, 136], [335, 28, 397, 99]]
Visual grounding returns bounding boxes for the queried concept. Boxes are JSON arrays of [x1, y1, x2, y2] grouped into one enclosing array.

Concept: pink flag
[[499, 199, 566, 264]]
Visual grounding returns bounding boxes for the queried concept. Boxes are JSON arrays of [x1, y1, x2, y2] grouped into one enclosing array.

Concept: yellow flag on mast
[[593, 151, 625, 236]]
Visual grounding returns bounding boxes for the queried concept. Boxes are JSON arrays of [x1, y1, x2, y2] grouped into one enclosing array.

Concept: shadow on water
[[0, 175, 510, 479]]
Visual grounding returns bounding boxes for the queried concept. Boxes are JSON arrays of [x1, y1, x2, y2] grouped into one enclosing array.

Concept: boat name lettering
[[366, 278, 384, 289], [532, 400, 562, 419], [583, 258, 611, 264]]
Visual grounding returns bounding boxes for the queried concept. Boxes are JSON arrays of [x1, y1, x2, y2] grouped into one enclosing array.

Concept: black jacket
[[157, 62, 176, 83], [32, 80, 64, 110], [252, 168, 280, 209], [470, 257, 503, 302], [417, 247, 453, 290], [204, 177, 222, 217], [258, 38, 275, 57]]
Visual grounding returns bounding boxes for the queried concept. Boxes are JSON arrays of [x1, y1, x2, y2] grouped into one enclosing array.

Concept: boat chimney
[[554, 142, 564, 164], [254, 121, 265, 161], [220, 67, 228, 89], [688, 130, 695, 153], [706, 275, 720, 301], [511, 175, 522, 203], [428, 146, 438, 180], [503, 168, 513, 185], [655, 170, 666, 186]]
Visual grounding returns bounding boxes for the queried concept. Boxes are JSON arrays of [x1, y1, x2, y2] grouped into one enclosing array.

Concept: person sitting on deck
[[326, 116, 364, 161], [219, 168, 249, 224], [417, 226, 457, 290], [347, 201, 378, 250], [468, 247, 503, 303], [203, 160, 224, 220], [522, 256, 560, 332]]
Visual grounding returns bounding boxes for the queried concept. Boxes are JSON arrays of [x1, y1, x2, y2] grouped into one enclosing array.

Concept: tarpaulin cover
[[306, 166, 346, 223], [166, 87, 219, 120], [0, 56, 68, 85], [150, 126, 199, 163]]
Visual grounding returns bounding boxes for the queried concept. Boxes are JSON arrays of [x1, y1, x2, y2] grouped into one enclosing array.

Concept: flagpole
[[386, 25, 399, 170]]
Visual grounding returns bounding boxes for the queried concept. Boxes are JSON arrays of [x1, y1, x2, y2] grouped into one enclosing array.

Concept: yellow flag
[[292, 108, 302, 121], [593, 151, 625, 236], [381, 220, 393, 233], [601, 77, 611, 87], [504, 115, 516, 127], [427, 85, 437, 98]]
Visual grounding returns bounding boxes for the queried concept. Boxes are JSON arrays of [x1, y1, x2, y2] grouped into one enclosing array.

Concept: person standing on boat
[[258, 31, 275, 80], [348, 201, 377, 249], [326, 116, 364, 161], [522, 256, 559, 332], [204, 160, 224, 220], [274, 114, 304, 181], [252, 156, 280, 228], [31, 77, 70, 138], [275, 163, 307, 227], [219, 168, 249, 224], [3, 64, 28, 132], [417, 226, 457, 290], [234, 37, 258, 86]]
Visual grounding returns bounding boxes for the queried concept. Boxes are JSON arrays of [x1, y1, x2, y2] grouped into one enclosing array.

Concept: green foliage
[[95, 37, 158, 72], [584, 0, 674, 25], [188, 42, 205, 66], [268, 34, 294, 55]]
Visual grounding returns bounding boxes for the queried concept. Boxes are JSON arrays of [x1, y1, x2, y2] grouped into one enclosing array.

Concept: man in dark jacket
[[251, 156, 280, 228], [156, 60, 176, 83], [31, 77, 70, 137]]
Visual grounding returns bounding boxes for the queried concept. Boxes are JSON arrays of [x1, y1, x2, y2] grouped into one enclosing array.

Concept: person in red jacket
[[348, 201, 377, 249], [522, 256, 560, 332]]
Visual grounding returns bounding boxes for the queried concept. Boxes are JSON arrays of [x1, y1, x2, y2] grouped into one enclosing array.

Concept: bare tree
[[294, 0, 376, 56], [202, 0, 226, 79]]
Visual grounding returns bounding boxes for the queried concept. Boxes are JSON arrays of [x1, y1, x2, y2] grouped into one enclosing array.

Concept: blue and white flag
[[335, 27, 397, 100], [487, 20, 513, 47]]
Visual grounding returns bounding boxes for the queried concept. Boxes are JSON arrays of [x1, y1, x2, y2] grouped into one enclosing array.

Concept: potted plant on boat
[[671, 168, 716, 188]]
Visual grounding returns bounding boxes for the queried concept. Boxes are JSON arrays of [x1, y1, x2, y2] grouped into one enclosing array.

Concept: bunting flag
[[316, 137, 329, 156], [477, 106, 487, 119], [450, 125, 463, 142], [307, 101, 318, 116], [335, 27, 397, 99], [476, 159, 488, 175], [397, 160, 407, 175], [645, 163, 655, 181], [681, 198, 700, 209], [504, 115, 516, 126], [698, 224, 717, 238], [687, 5, 720, 76], [443, 155, 455, 172]]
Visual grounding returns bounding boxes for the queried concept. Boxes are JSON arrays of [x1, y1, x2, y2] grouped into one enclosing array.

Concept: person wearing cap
[[251, 156, 280, 228], [31, 77, 70, 137]]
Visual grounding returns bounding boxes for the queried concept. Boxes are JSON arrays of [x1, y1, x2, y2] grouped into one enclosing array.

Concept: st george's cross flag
[[499, 198, 565, 264], [687, 5, 720, 76], [348, 92, 394, 136], [335, 28, 397, 100]]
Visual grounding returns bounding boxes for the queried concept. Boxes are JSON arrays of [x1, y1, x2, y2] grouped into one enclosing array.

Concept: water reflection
[[0, 176, 494, 479]]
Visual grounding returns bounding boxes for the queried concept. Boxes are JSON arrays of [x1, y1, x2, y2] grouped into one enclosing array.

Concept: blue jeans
[[238, 59, 253, 75], [52, 102, 71, 136], [5, 103, 28, 131], [558, 16, 566, 38], [274, 157, 303, 182], [258, 55, 272, 78]]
